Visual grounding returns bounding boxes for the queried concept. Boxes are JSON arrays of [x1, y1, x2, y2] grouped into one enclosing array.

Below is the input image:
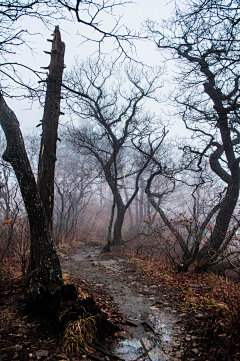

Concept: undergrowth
[[63, 314, 98, 354], [114, 248, 240, 360]]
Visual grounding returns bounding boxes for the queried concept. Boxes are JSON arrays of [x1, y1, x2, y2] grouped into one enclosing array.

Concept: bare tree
[[0, 0, 138, 98], [54, 145, 95, 245], [0, 0, 141, 303], [145, 0, 240, 270], [0, 26, 66, 300], [65, 58, 163, 245], [145, 160, 226, 271], [0, 93, 63, 288]]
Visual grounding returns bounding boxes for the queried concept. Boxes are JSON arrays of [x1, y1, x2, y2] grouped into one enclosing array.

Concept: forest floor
[[60, 244, 240, 361], [61, 245, 185, 361], [1, 243, 240, 361]]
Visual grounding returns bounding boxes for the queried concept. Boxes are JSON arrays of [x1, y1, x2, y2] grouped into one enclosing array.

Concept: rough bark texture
[[0, 94, 63, 287], [196, 160, 240, 268], [195, 86, 240, 269], [38, 26, 65, 232], [112, 199, 125, 245], [103, 196, 116, 252], [103, 163, 125, 245]]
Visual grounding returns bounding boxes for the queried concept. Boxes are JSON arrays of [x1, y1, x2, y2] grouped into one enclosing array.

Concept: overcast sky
[[6, 0, 178, 133]]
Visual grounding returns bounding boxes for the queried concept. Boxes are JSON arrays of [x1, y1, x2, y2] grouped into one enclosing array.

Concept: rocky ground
[[61, 246, 206, 361], [1, 245, 238, 361]]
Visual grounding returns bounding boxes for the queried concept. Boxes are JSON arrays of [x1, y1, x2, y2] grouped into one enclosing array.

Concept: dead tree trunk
[[38, 26, 65, 233], [0, 94, 63, 288]]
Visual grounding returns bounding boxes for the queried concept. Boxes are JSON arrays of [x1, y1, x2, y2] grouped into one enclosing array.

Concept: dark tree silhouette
[[0, 93, 63, 288], [146, 0, 240, 270], [37, 26, 65, 233], [65, 59, 163, 245], [0, 0, 137, 96]]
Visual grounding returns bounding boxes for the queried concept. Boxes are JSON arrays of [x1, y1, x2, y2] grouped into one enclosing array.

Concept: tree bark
[[38, 26, 65, 233], [0, 93, 63, 287], [196, 164, 240, 268], [103, 196, 116, 251], [103, 162, 125, 245], [194, 85, 240, 269], [112, 203, 125, 245], [123, 182, 134, 228], [108, 182, 125, 245]]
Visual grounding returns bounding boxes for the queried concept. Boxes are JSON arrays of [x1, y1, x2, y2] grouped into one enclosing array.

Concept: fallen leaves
[[110, 248, 240, 360], [64, 276, 123, 326]]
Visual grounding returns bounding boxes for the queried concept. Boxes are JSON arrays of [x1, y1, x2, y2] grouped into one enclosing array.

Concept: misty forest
[[1, 1, 240, 360]]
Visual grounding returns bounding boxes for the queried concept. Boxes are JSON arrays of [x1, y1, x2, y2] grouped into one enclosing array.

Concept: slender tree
[[65, 58, 163, 245], [0, 93, 63, 287]]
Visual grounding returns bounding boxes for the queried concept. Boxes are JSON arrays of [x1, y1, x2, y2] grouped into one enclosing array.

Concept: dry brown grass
[[62, 315, 98, 354]]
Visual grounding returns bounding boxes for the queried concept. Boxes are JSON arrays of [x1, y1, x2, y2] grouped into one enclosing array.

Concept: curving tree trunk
[[103, 163, 125, 245], [145, 169, 224, 272], [112, 194, 125, 245], [0, 94, 63, 288]]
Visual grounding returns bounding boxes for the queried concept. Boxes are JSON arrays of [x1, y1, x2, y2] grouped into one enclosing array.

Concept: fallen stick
[[93, 341, 124, 360]]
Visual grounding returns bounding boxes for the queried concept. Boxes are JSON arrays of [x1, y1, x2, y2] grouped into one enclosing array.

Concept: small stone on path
[[149, 306, 159, 311], [195, 313, 204, 319], [36, 350, 49, 358]]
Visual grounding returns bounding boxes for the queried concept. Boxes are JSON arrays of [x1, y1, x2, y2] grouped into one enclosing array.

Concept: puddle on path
[[113, 338, 168, 361], [63, 247, 183, 361], [71, 246, 102, 261], [112, 309, 178, 361]]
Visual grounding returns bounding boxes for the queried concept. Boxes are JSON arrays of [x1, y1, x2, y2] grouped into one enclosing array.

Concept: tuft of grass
[[62, 315, 98, 355], [182, 294, 230, 312]]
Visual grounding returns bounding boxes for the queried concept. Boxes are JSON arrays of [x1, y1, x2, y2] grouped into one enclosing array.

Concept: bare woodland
[[0, 0, 240, 310]]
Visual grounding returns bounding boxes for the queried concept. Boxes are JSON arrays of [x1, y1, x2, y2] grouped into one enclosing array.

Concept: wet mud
[[61, 246, 186, 360]]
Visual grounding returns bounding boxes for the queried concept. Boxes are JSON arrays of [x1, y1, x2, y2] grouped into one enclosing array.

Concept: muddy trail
[[60, 246, 199, 361]]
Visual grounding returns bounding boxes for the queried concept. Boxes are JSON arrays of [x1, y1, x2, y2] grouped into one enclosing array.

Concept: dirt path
[[60, 246, 195, 361]]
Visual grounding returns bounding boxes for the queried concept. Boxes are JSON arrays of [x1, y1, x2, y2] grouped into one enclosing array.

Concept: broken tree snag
[[38, 26, 65, 233], [0, 93, 63, 289]]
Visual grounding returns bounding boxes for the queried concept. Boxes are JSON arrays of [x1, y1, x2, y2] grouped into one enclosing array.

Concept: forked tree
[[65, 58, 163, 246], [0, 92, 63, 288], [145, 0, 240, 270]]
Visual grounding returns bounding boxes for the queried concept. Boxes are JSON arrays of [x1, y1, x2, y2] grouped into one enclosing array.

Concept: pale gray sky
[[6, 0, 177, 131]]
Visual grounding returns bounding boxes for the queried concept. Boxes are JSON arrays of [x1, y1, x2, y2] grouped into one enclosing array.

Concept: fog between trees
[[1, 0, 240, 288]]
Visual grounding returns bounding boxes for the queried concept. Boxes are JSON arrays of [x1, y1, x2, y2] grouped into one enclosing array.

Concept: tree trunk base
[[111, 238, 124, 247], [24, 277, 119, 354], [25, 267, 77, 321], [102, 243, 111, 252]]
